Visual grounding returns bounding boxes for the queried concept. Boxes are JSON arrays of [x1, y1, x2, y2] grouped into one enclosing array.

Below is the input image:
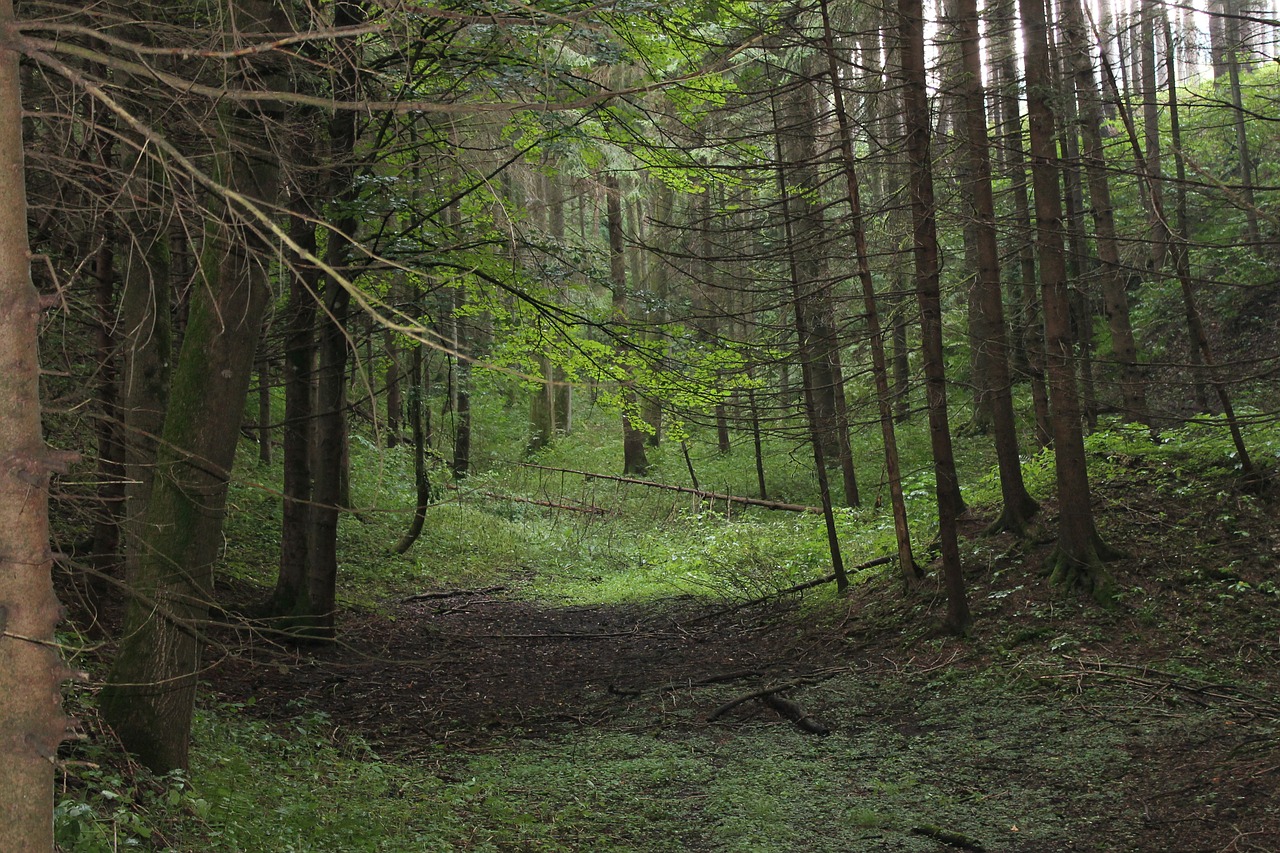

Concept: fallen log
[[514, 462, 824, 514], [444, 482, 611, 515], [910, 824, 986, 852], [401, 585, 508, 603], [696, 554, 897, 623]]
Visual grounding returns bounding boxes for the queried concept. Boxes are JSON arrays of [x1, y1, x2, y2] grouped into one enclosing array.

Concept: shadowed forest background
[[0, 0, 1279, 850]]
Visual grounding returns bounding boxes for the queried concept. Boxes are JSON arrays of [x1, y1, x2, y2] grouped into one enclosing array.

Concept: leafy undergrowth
[[55, 418, 1280, 852]]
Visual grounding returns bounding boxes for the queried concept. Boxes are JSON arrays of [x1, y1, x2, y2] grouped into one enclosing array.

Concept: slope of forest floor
[[54, 421, 1280, 853], [177, 463, 1280, 852]]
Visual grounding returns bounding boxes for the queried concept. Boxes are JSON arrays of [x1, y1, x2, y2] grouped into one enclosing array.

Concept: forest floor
[[202, 465, 1280, 852]]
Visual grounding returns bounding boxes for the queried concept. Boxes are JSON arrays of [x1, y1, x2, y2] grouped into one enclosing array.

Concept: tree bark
[[1021, 0, 1122, 600], [100, 0, 286, 769], [265, 192, 318, 620], [0, 3, 68, 838], [819, 0, 922, 586], [1060, 0, 1151, 426], [901, 0, 971, 632], [606, 173, 649, 476], [952, 0, 1039, 536]]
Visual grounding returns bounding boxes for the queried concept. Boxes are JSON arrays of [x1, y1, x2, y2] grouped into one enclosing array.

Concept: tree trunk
[[385, 331, 401, 447], [1060, 0, 1151, 426], [394, 338, 431, 554], [1021, 0, 1121, 600], [991, 0, 1052, 447], [265, 194, 318, 620], [1162, 13, 1210, 413], [819, 0, 922, 586], [773, 107, 849, 594], [100, 0, 287, 770], [779, 63, 859, 507], [256, 347, 272, 464], [606, 173, 649, 476], [952, 0, 1039, 536], [900, 0, 971, 633], [0, 3, 68, 837]]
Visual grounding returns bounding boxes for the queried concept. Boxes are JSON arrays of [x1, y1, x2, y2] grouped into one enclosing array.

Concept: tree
[[951, 0, 1038, 536], [899, 0, 971, 632], [0, 0, 69, 840], [1020, 0, 1122, 599], [99, 0, 290, 770]]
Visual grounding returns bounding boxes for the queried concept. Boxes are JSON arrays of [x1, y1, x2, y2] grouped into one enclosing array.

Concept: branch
[[515, 462, 824, 513]]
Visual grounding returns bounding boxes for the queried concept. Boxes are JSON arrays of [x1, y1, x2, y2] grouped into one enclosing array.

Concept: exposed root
[[1045, 532, 1124, 606]]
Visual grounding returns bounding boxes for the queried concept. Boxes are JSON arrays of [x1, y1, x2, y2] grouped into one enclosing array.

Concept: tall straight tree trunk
[[0, 1, 68, 838], [1021, 0, 1122, 599], [952, 0, 1039, 536], [1140, 0, 1170, 271], [819, 0, 922, 586], [256, 345, 272, 464], [991, 0, 1052, 447], [1162, 13, 1210, 412], [1224, 3, 1261, 250], [772, 100, 849, 594], [394, 333, 430, 554], [1060, 0, 1151, 426], [605, 173, 649, 476], [304, 0, 363, 641], [900, 0, 971, 633], [385, 331, 402, 447], [779, 64, 859, 507], [1098, 19, 1262, 484], [265, 191, 318, 619]]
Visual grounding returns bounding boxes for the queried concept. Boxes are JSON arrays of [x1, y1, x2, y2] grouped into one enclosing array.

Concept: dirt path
[[209, 590, 846, 752]]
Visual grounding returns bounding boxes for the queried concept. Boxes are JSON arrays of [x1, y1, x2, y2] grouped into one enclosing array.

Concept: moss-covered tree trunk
[[0, 2, 70, 840], [100, 0, 285, 770]]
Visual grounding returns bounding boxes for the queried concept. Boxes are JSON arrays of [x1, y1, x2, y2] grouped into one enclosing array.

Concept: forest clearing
[[1, 0, 1279, 850]]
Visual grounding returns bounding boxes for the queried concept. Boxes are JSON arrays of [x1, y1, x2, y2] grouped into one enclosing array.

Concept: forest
[[0, 0, 1278, 849]]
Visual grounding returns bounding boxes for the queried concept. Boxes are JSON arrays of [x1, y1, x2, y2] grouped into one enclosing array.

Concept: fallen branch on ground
[[401, 586, 508, 603], [706, 670, 844, 726], [608, 668, 764, 698], [444, 482, 612, 515], [696, 555, 897, 622], [515, 462, 823, 513], [759, 692, 830, 735], [910, 824, 986, 851]]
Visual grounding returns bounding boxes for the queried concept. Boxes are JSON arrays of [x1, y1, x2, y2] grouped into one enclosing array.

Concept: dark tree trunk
[[1021, 0, 1122, 600], [606, 173, 650, 476], [1060, 0, 1151, 426], [952, 0, 1039, 537], [256, 347, 272, 465], [819, 0, 922, 586], [394, 338, 431, 554], [1162, 13, 1211, 413], [265, 196, 318, 620], [991, 0, 1052, 447], [385, 331, 401, 448], [900, 0, 971, 633], [779, 62, 858, 507]]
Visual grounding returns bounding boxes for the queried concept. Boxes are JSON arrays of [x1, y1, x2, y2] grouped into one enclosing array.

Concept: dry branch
[[401, 586, 508, 603], [515, 462, 824, 513]]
